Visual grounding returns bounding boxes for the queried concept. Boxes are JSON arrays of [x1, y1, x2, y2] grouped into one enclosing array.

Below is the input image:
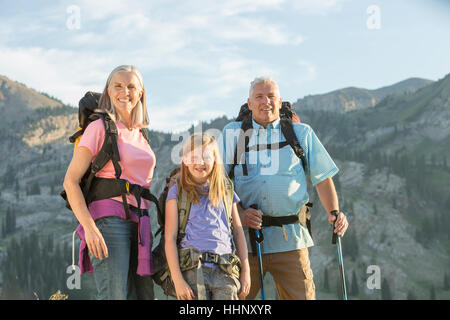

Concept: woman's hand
[[174, 278, 195, 300], [84, 225, 108, 260]]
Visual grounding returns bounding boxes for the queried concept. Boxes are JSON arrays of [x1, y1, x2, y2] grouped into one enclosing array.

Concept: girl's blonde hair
[[97, 65, 150, 128], [180, 133, 227, 207]]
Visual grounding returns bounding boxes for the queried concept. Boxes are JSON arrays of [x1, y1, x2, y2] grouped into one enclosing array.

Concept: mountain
[[293, 77, 433, 113], [0, 75, 62, 111], [0, 75, 67, 129], [295, 73, 450, 157], [0, 73, 449, 300], [293, 73, 450, 300]]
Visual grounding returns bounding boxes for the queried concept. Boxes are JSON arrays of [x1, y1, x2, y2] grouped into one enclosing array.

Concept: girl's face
[[183, 146, 215, 183]]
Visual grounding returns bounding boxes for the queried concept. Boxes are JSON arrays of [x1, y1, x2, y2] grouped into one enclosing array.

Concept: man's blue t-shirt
[[220, 118, 339, 253]]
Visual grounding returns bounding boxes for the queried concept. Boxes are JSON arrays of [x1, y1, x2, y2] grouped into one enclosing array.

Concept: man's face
[[248, 81, 282, 128]]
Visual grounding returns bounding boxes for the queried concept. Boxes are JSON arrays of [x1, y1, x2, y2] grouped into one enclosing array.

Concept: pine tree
[[422, 217, 433, 244], [444, 272, 450, 291], [407, 290, 417, 300], [333, 175, 341, 194], [15, 177, 20, 200], [430, 285, 436, 300], [323, 268, 330, 292], [350, 270, 359, 296], [5, 207, 15, 235], [28, 181, 41, 196], [381, 278, 392, 300], [336, 281, 342, 300], [344, 231, 359, 261], [1, 217, 5, 238]]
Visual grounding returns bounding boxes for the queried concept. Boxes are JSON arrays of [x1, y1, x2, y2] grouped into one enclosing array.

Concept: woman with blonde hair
[[63, 65, 156, 299], [165, 133, 251, 300]]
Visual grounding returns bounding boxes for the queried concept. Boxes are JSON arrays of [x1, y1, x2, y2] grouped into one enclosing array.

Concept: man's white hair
[[249, 76, 280, 98]]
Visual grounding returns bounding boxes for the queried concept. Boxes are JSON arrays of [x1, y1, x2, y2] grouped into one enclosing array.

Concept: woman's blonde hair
[[97, 65, 150, 128], [180, 133, 227, 207]]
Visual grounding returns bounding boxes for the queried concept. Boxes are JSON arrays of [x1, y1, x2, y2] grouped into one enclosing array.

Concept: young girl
[[165, 133, 250, 300]]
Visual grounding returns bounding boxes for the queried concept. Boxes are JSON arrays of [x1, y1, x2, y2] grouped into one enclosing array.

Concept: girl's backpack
[[151, 172, 240, 298]]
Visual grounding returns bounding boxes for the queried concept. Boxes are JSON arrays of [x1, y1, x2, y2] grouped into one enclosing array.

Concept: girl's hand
[[174, 278, 195, 300], [238, 267, 251, 299]]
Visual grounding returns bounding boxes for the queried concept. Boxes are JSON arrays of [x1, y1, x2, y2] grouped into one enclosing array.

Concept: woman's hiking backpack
[[60, 91, 161, 221], [151, 170, 241, 298]]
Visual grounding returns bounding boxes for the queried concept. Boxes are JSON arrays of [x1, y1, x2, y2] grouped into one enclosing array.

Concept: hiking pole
[[250, 204, 265, 300], [331, 210, 348, 300]]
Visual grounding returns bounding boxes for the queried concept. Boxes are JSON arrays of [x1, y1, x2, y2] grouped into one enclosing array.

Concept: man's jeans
[[90, 216, 154, 300]]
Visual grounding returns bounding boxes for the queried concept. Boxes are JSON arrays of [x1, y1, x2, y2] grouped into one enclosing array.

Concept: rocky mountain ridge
[[293, 77, 434, 113], [0, 73, 449, 300]]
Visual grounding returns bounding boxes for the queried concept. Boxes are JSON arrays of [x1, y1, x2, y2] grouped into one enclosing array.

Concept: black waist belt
[[262, 214, 300, 227], [85, 177, 161, 219], [249, 202, 313, 256], [248, 215, 300, 256]]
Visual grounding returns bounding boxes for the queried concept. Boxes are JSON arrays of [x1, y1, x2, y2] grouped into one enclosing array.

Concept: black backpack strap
[[280, 118, 307, 173], [100, 115, 132, 219], [229, 117, 253, 179], [229, 105, 308, 178], [103, 116, 122, 179], [246, 141, 290, 152], [80, 114, 115, 198]]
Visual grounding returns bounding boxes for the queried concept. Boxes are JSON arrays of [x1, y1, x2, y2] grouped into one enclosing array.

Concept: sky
[[0, 0, 449, 132]]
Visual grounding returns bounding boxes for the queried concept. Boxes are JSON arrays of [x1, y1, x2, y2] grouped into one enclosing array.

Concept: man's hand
[[328, 211, 348, 237], [240, 207, 263, 230]]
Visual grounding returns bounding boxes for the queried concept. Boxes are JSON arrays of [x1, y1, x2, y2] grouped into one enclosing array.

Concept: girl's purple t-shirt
[[166, 183, 240, 255]]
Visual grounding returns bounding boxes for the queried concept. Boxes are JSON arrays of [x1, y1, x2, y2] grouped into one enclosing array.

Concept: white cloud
[[211, 16, 303, 45], [0, 46, 110, 105], [297, 59, 318, 81], [290, 0, 342, 15], [0, 0, 338, 131], [215, 0, 285, 16], [149, 94, 225, 132]]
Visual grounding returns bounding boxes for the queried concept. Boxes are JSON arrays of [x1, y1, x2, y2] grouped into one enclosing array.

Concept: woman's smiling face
[[107, 71, 143, 114]]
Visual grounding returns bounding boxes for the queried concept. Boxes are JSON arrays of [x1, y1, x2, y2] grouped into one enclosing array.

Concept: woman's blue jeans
[[90, 216, 154, 300]]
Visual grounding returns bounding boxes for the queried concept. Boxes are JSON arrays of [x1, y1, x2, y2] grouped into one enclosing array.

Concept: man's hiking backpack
[[229, 101, 313, 249], [60, 91, 161, 220], [151, 169, 241, 298], [229, 101, 307, 179]]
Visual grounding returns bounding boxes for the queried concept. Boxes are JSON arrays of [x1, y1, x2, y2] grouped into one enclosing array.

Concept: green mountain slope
[[0, 73, 449, 300]]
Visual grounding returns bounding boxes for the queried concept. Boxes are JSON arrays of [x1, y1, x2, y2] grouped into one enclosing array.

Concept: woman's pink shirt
[[77, 118, 156, 209]]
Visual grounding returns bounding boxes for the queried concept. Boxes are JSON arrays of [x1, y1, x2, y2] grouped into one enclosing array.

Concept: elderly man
[[221, 77, 348, 300]]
